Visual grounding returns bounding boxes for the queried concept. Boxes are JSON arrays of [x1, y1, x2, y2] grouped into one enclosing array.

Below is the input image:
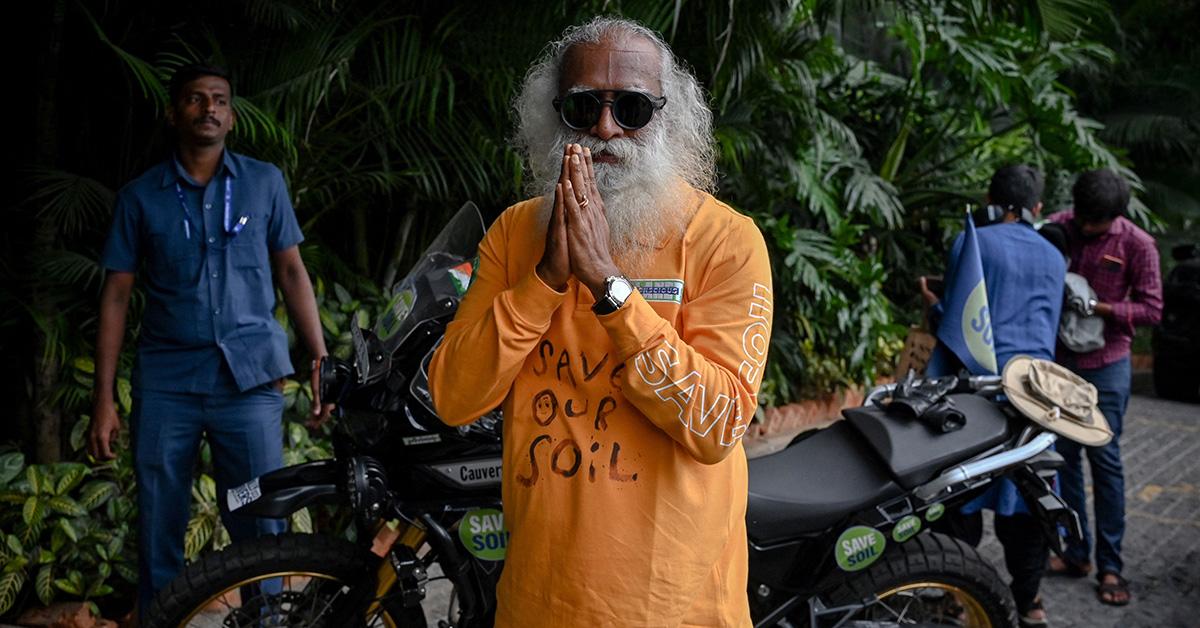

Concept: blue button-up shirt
[[101, 150, 304, 394], [929, 221, 1066, 515]]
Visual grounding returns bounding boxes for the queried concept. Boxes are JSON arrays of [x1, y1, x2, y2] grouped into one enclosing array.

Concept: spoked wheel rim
[[866, 581, 993, 627], [178, 571, 398, 628]]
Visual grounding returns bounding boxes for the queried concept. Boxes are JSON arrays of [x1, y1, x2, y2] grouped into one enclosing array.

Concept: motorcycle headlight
[[346, 456, 390, 528]]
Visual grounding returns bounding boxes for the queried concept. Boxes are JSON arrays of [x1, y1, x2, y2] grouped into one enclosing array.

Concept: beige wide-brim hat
[[1002, 356, 1113, 447]]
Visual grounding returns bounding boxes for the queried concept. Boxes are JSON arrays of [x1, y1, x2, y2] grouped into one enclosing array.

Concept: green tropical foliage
[[1069, 0, 1200, 252], [0, 452, 133, 615]]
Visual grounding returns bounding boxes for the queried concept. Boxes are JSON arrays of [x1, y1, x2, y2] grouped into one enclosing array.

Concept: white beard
[[536, 126, 691, 275]]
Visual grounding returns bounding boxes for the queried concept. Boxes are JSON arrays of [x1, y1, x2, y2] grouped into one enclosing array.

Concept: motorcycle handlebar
[[862, 374, 1004, 406]]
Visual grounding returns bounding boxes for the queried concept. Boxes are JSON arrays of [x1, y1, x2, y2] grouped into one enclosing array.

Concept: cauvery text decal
[[429, 459, 503, 487]]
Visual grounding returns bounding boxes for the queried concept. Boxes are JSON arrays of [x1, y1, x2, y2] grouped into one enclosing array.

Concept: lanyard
[[174, 177, 247, 240]]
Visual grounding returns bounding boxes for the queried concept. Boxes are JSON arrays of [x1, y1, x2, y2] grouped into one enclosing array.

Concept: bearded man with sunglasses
[[429, 16, 772, 627], [89, 63, 332, 620]]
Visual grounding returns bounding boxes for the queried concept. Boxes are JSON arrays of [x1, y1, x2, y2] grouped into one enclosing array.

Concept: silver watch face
[[609, 276, 634, 304]]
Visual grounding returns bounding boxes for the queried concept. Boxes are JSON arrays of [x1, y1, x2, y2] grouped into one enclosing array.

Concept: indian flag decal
[[632, 279, 684, 304], [448, 261, 475, 296]]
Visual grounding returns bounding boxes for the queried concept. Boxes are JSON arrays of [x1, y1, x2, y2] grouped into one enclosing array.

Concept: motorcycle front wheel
[[143, 533, 426, 628], [821, 532, 1016, 627]]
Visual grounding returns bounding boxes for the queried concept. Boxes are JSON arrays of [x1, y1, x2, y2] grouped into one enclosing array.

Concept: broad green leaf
[[184, 515, 215, 560], [47, 496, 87, 517], [291, 507, 313, 534], [0, 453, 24, 487], [54, 464, 89, 496], [106, 533, 123, 558], [86, 572, 111, 598], [79, 481, 117, 510], [319, 309, 339, 334], [881, 121, 911, 182], [26, 467, 42, 494], [53, 577, 81, 596], [68, 570, 84, 595], [114, 562, 137, 583], [0, 570, 26, 615], [36, 564, 53, 606], [198, 474, 217, 502], [334, 282, 352, 305], [70, 416, 90, 453], [5, 535, 22, 557], [117, 379, 133, 414], [21, 521, 45, 547], [72, 356, 95, 374], [23, 496, 46, 526], [288, 422, 306, 447], [57, 519, 78, 544]]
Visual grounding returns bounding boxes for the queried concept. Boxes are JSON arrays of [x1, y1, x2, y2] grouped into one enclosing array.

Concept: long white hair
[[512, 17, 716, 265]]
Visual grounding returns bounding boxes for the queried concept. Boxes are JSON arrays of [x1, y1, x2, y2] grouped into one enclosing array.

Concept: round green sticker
[[926, 503, 946, 522], [457, 508, 509, 561], [835, 526, 886, 572], [892, 515, 922, 542]]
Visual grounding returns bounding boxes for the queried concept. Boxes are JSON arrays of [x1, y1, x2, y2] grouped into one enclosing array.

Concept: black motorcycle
[[145, 204, 1085, 628]]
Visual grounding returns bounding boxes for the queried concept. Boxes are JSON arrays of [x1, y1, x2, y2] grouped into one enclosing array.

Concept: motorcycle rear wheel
[[822, 531, 1016, 627], [143, 533, 426, 628]]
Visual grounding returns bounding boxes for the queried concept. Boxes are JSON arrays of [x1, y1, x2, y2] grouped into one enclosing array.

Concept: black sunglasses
[[552, 90, 668, 131]]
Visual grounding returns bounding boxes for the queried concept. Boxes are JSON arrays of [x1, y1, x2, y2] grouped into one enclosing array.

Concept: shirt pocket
[[149, 232, 202, 287], [230, 240, 268, 269]]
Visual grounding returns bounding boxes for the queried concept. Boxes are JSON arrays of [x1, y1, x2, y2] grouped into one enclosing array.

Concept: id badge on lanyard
[[176, 177, 249, 241]]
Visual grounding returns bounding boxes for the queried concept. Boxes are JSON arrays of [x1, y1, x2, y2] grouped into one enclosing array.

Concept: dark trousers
[[132, 385, 287, 616], [936, 510, 1048, 613]]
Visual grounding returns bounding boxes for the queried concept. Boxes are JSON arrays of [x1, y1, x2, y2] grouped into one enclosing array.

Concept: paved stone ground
[[977, 384, 1200, 627]]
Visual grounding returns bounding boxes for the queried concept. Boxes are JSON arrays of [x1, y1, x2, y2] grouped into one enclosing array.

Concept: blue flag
[[936, 210, 998, 375]]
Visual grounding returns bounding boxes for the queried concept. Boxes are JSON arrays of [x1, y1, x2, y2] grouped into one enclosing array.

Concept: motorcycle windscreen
[[363, 202, 487, 383]]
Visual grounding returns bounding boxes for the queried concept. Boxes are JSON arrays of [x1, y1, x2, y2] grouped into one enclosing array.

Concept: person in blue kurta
[[920, 165, 1066, 627], [87, 63, 334, 617]]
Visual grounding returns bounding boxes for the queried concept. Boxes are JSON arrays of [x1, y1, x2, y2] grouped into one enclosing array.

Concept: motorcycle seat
[[842, 393, 1013, 490], [746, 421, 905, 543]]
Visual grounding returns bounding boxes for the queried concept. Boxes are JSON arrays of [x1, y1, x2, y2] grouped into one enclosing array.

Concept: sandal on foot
[[1018, 597, 1048, 627], [1047, 555, 1091, 578], [1096, 572, 1132, 606]]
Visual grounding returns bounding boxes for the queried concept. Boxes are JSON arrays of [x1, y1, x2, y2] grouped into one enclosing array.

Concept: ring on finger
[[578, 195, 589, 208]]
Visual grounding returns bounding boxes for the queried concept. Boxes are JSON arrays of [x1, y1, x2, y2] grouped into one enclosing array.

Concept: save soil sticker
[[458, 508, 509, 561], [835, 526, 886, 572], [892, 515, 922, 543], [926, 503, 946, 522]]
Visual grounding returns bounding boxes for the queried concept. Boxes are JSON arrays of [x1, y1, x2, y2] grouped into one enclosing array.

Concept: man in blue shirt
[[921, 165, 1067, 627], [87, 63, 333, 616]]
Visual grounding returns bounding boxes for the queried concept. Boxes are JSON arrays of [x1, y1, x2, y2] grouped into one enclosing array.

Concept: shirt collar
[[161, 149, 240, 188]]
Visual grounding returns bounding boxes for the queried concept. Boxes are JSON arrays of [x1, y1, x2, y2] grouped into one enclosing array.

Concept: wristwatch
[[592, 275, 634, 315]]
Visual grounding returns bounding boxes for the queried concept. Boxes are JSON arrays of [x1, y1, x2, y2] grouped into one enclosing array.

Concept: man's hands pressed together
[[535, 144, 623, 302]]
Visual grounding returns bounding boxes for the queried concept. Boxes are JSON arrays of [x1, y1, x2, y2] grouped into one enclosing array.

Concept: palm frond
[[22, 169, 115, 238], [77, 3, 168, 110]]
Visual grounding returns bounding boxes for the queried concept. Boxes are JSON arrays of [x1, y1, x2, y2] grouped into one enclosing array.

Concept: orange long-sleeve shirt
[[429, 187, 772, 627]]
